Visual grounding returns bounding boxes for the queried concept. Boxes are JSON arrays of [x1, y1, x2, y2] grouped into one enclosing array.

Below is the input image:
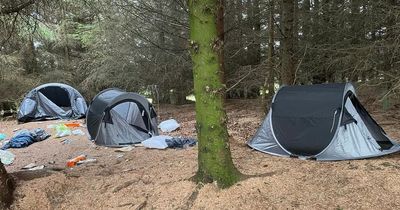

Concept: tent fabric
[[248, 83, 400, 161], [18, 83, 87, 122], [86, 88, 158, 147]]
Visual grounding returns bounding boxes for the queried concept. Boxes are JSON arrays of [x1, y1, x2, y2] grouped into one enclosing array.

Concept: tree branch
[[0, 0, 36, 15]]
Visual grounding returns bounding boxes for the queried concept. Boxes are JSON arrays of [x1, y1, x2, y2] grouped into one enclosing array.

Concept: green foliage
[[38, 24, 57, 41], [73, 23, 99, 48]]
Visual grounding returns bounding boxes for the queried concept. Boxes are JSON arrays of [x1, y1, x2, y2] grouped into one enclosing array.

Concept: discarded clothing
[[32, 128, 51, 141], [2, 128, 50, 149], [165, 137, 197, 148], [158, 119, 180, 132]]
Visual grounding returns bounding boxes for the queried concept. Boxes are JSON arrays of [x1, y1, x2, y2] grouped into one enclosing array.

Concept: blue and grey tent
[[248, 83, 400, 161], [18, 83, 87, 122], [86, 88, 158, 147]]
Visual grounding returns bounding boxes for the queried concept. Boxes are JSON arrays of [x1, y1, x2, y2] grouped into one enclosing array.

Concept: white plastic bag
[[0, 150, 15, 165], [142, 135, 171, 149], [158, 119, 180, 132]]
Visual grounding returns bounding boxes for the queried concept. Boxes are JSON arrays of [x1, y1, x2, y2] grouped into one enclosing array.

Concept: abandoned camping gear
[[0, 150, 15, 165], [18, 83, 87, 122], [142, 135, 197, 149], [86, 88, 158, 146], [158, 119, 180, 132], [248, 83, 400, 161]]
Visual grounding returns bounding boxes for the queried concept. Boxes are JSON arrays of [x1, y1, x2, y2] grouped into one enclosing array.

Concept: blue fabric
[[2, 128, 50, 150]]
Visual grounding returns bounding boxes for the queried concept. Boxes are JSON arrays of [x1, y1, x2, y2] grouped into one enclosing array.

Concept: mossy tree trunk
[[188, 0, 241, 188], [0, 162, 13, 208]]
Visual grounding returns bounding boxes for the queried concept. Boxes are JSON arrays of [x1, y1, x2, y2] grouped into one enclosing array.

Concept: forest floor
[[1, 99, 400, 210]]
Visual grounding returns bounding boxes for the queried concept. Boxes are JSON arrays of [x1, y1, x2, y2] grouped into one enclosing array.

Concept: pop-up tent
[[86, 88, 158, 146], [248, 83, 400, 161], [18, 83, 87, 122]]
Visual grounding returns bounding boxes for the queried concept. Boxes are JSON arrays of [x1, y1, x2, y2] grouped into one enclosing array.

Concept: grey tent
[[248, 83, 400, 161], [18, 83, 87, 122], [86, 88, 158, 146]]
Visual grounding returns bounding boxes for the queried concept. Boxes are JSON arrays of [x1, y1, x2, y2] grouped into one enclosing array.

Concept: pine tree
[[188, 0, 241, 188]]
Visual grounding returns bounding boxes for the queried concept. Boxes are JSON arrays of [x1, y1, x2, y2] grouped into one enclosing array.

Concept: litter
[[29, 165, 45, 170], [77, 158, 97, 165], [61, 139, 72, 145], [72, 129, 85, 136], [0, 150, 15, 165], [47, 124, 56, 129], [55, 124, 72, 138], [115, 145, 134, 152], [165, 137, 197, 148], [67, 155, 86, 167], [22, 163, 37, 169], [65, 122, 81, 128], [13, 128, 21, 132], [0, 133, 6, 141], [22, 163, 45, 171], [2, 128, 50, 149], [116, 154, 124, 158], [158, 119, 180, 132], [142, 136, 197, 149], [142, 135, 171, 149]]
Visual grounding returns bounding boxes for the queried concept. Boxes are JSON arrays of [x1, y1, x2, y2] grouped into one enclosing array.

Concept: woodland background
[[1, 0, 400, 107]]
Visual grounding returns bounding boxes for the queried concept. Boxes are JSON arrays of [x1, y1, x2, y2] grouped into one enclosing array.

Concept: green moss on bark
[[189, 0, 241, 188]]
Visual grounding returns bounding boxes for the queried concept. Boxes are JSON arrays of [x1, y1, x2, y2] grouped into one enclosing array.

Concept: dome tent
[[248, 83, 400, 161], [18, 83, 87, 122], [86, 88, 158, 146]]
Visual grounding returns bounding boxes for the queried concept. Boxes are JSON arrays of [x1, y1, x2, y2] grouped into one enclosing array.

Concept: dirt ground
[[1, 99, 400, 210]]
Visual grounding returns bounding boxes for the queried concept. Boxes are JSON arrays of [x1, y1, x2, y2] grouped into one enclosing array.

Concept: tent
[[248, 83, 400, 161], [18, 83, 87, 122], [86, 88, 158, 146]]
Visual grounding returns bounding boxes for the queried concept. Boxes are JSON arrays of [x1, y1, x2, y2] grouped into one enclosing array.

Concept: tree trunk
[[281, 0, 296, 85], [0, 162, 13, 208], [265, 0, 275, 101], [188, 0, 241, 188]]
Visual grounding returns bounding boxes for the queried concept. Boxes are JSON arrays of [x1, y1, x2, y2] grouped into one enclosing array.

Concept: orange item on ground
[[66, 155, 86, 167], [64, 122, 81, 128]]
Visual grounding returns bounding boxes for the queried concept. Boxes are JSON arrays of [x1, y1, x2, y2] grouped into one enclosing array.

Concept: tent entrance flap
[[38, 86, 71, 107], [348, 94, 393, 150], [86, 88, 159, 147], [98, 109, 150, 146], [271, 84, 344, 156], [248, 83, 400, 161], [105, 100, 150, 133]]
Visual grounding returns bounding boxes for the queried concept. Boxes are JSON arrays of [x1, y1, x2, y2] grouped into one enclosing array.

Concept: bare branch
[[0, 0, 37, 15]]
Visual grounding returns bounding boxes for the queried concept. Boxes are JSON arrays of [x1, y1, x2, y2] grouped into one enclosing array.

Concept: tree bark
[[188, 0, 241, 188], [281, 0, 296, 85], [266, 0, 275, 100], [0, 162, 13, 208]]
